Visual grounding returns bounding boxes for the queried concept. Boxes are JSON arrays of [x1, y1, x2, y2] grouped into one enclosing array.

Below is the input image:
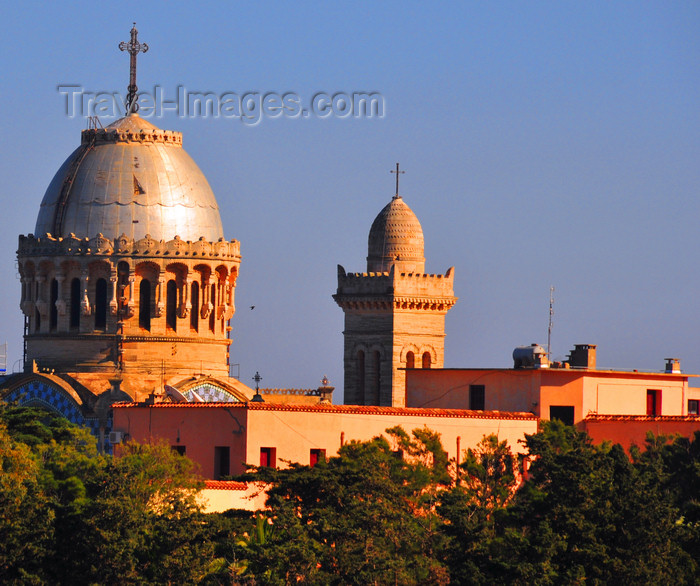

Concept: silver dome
[[34, 114, 224, 242]]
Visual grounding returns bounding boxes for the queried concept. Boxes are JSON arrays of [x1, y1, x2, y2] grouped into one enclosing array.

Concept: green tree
[[238, 429, 451, 585]]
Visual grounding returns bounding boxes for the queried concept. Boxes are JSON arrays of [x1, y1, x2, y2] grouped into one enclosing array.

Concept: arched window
[[357, 350, 365, 405], [50, 278, 58, 331], [35, 307, 41, 332], [190, 281, 199, 331], [166, 280, 177, 331], [406, 351, 415, 369], [422, 352, 431, 369], [95, 278, 107, 331], [139, 279, 151, 331], [70, 278, 81, 330], [209, 283, 216, 333], [373, 350, 381, 405]]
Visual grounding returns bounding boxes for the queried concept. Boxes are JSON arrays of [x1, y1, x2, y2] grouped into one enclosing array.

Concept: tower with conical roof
[[334, 169, 457, 406]]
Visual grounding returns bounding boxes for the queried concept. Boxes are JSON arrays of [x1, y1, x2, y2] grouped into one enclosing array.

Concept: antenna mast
[[547, 286, 554, 359]]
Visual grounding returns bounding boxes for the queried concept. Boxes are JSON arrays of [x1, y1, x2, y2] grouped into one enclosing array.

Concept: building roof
[[113, 401, 537, 420], [203, 480, 248, 491], [34, 113, 224, 242], [584, 414, 700, 422], [407, 367, 696, 379], [367, 196, 425, 273]]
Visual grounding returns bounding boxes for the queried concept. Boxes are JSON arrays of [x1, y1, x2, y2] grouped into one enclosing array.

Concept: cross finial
[[390, 162, 405, 198], [119, 23, 149, 114]]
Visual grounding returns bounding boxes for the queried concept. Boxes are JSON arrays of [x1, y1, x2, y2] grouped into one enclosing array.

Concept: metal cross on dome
[[119, 23, 149, 114], [390, 162, 405, 198]]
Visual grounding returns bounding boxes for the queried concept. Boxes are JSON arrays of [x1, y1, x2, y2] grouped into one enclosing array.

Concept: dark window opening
[[549, 406, 575, 426], [469, 385, 485, 411], [422, 352, 431, 369], [260, 447, 276, 468], [357, 350, 365, 405], [647, 389, 661, 417], [372, 350, 381, 405], [166, 280, 177, 331], [95, 278, 107, 330], [172, 445, 186, 456], [50, 278, 58, 331], [406, 351, 415, 369], [209, 284, 216, 333], [310, 448, 326, 467], [190, 281, 199, 331], [139, 279, 151, 331], [35, 307, 41, 332], [688, 400, 699, 416], [70, 278, 81, 329], [214, 446, 230, 479]]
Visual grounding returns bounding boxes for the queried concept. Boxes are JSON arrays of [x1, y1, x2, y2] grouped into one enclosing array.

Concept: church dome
[[34, 113, 224, 242], [367, 195, 425, 273]]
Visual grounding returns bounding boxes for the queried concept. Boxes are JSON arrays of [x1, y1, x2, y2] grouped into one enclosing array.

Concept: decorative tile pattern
[[184, 383, 239, 403], [5, 380, 85, 425]]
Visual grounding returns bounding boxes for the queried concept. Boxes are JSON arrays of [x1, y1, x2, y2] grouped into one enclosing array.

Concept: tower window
[[422, 352, 431, 369], [95, 278, 108, 331], [357, 350, 366, 405], [166, 280, 177, 331], [70, 278, 81, 330], [190, 281, 199, 331], [209, 284, 216, 333], [372, 351, 381, 405], [406, 351, 415, 369], [688, 400, 699, 416], [139, 278, 151, 331]]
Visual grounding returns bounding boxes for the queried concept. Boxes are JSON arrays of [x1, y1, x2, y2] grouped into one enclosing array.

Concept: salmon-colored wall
[[113, 404, 537, 478], [113, 406, 248, 478], [582, 418, 700, 451], [406, 368, 692, 424]]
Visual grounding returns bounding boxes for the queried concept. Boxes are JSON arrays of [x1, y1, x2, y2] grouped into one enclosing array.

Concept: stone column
[[155, 275, 166, 317], [80, 269, 91, 316], [109, 268, 118, 315]]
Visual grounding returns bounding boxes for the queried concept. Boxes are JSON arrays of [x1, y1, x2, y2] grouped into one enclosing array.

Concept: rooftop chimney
[[664, 358, 681, 373], [566, 344, 597, 369]]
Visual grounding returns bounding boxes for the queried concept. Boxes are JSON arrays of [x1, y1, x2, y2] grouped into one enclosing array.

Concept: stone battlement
[[18, 233, 240, 261]]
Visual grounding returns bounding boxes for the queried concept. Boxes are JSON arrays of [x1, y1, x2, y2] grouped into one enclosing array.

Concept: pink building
[[112, 401, 537, 478]]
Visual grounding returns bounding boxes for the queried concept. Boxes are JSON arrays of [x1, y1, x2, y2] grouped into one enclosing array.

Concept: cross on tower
[[119, 23, 149, 114], [390, 162, 405, 198]]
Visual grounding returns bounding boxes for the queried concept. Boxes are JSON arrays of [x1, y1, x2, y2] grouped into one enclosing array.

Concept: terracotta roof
[[584, 414, 700, 422], [203, 480, 248, 491], [112, 401, 537, 420]]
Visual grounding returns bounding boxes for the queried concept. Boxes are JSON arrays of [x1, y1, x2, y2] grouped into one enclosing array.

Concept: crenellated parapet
[[18, 233, 240, 261], [334, 264, 457, 312]]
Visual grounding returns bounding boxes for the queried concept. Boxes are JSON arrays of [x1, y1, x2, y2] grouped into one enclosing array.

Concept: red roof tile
[[584, 414, 700, 423], [112, 401, 537, 420], [204, 480, 248, 491]]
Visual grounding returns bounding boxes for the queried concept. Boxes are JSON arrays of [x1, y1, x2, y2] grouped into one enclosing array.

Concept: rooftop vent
[[664, 358, 681, 373], [566, 344, 597, 369]]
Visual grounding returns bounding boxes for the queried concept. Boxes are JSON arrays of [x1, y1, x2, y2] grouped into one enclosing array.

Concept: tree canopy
[[2, 404, 700, 585]]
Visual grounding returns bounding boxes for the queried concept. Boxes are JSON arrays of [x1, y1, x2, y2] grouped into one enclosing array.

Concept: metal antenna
[[390, 162, 405, 198], [119, 23, 149, 114], [547, 286, 555, 359]]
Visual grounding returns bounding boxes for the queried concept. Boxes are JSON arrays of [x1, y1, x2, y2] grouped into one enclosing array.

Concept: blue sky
[[1, 2, 699, 395]]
